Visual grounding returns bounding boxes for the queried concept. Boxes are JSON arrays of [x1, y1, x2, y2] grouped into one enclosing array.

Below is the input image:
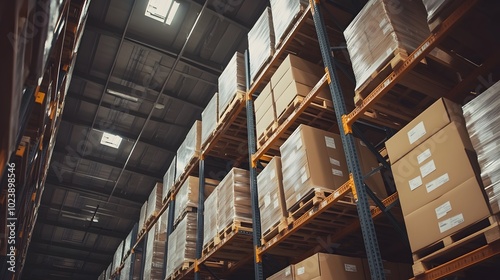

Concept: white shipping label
[[408, 121, 427, 145], [284, 267, 291, 276], [417, 149, 432, 164], [344, 264, 357, 272], [325, 136, 336, 149], [297, 267, 305, 275], [439, 214, 465, 233], [264, 194, 271, 208], [420, 160, 436, 178], [426, 173, 450, 193], [409, 176, 423, 191], [332, 169, 344, 177], [435, 201, 452, 219], [330, 158, 341, 166], [273, 199, 279, 209]]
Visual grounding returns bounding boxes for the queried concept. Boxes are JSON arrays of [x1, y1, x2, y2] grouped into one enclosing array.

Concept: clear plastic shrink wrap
[[257, 156, 286, 237], [344, 0, 430, 91], [163, 156, 176, 201], [138, 200, 148, 231], [203, 189, 218, 248], [218, 52, 246, 118], [269, 0, 308, 48], [146, 182, 163, 222], [98, 269, 106, 280], [248, 7, 275, 82], [176, 120, 201, 182], [463, 80, 500, 213], [217, 168, 252, 231], [106, 264, 111, 280], [280, 125, 349, 210], [201, 92, 218, 146], [143, 206, 168, 280], [123, 223, 138, 259], [112, 241, 124, 273], [421, 0, 454, 22], [165, 212, 197, 278], [173, 176, 216, 224]]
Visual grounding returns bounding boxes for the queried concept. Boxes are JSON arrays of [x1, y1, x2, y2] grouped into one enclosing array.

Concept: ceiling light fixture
[[100, 132, 123, 149], [145, 0, 180, 25], [107, 89, 139, 102], [154, 103, 165, 110]]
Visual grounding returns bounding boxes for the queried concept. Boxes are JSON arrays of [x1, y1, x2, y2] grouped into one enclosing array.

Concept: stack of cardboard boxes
[[201, 92, 218, 147], [387, 98, 491, 252], [175, 120, 201, 183], [146, 182, 163, 223], [163, 156, 176, 201], [218, 52, 246, 119], [111, 241, 124, 276], [165, 212, 197, 279], [173, 176, 217, 226], [143, 209, 168, 280], [269, 0, 308, 48], [248, 7, 275, 82]]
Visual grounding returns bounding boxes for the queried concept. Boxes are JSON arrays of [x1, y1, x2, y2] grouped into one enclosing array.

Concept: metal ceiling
[[22, 0, 270, 278]]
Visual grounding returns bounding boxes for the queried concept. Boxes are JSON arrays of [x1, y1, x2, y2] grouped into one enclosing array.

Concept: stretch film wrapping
[[269, 0, 308, 48], [139, 201, 148, 231], [173, 176, 217, 225], [143, 207, 168, 280], [106, 264, 111, 280], [344, 0, 430, 91], [163, 156, 176, 200], [421, 0, 454, 22], [280, 125, 349, 210], [218, 52, 246, 118], [99, 270, 106, 280], [463, 80, 500, 212], [112, 241, 124, 273], [248, 7, 275, 82], [146, 182, 163, 222], [176, 120, 201, 182], [218, 168, 252, 231], [203, 189, 218, 248], [165, 212, 197, 278], [123, 223, 138, 260], [257, 156, 286, 237], [121, 256, 131, 280], [201, 92, 218, 146]]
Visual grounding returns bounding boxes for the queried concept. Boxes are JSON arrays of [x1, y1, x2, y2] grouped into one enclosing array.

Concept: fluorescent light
[[107, 89, 139, 102], [100, 132, 122, 149], [145, 0, 180, 25]]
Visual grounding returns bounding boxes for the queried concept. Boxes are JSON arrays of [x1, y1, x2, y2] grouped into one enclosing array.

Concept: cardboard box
[[271, 54, 324, 87], [275, 81, 330, 119], [294, 253, 365, 280], [386, 98, 465, 164], [280, 125, 349, 210], [392, 122, 478, 216], [361, 259, 399, 280], [267, 264, 294, 280], [404, 176, 490, 252], [355, 139, 388, 200]]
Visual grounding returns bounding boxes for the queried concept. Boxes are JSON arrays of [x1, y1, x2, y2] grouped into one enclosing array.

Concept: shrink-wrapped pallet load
[[217, 168, 252, 232], [143, 207, 168, 280], [146, 182, 163, 223], [138, 200, 148, 232], [257, 156, 287, 238], [165, 212, 197, 278], [344, 0, 430, 92], [218, 52, 246, 118], [248, 7, 275, 82], [280, 125, 349, 210], [269, 0, 308, 48], [106, 263, 111, 280], [176, 121, 201, 182], [173, 176, 217, 225], [163, 156, 176, 201], [463, 80, 500, 213], [203, 189, 218, 249], [123, 223, 138, 260], [201, 92, 218, 146], [112, 241, 124, 274]]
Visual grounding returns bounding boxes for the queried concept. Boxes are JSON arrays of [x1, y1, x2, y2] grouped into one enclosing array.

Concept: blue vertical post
[[195, 159, 205, 280]]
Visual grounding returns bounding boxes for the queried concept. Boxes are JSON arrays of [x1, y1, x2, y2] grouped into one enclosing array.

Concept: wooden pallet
[[218, 90, 245, 127], [428, 0, 465, 32], [217, 220, 253, 242], [412, 214, 500, 276], [287, 187, 355, 224], [165, 259, 195, 280], [261, 217, 289, 245]]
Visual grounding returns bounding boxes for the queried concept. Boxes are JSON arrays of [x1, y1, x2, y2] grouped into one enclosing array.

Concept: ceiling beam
[[51, 146, 164, 180], [28, 247, 109, 264], [36, 217, 126, 239], [40, 202, 137, 221], [29, 238, 113, 257], [72, 70, 204, 111], [84, 21, 222, 76], [44, 177, 145, 206], [59, 117, 177, 156], [66, 86, 190, 131]]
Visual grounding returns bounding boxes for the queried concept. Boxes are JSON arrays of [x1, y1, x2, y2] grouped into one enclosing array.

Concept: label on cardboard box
[[426, 173, 450, 193], [297, 266, 305, 275], [330, 158, 341, 166], [332, 169, 343, 177], [284, 267, 291, 276], [409, 176, 423, 191], [417, 149, 432, 164], [325, 136, 336, 149], [420, 160, 436, 178], [344, 264, 357, 272], [438, 213, 464, 233], [435, 201, 452, 219], [408, 121, 426, 145]]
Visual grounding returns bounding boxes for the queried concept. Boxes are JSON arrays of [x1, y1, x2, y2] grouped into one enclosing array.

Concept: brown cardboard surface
[[386, 98, 465, 164], [294, 253, 365, 280], [267, 264, 294, 280], [271, 54, 324, 88], [255, 82, 274, 111], [392, 121, 478, 216], [273, 66, 328, 100], [355, 139, 388, 200], [404, 176, 490, 252], [256, 106, 277, 139], [275, 81, 330, 119], [362, 259, 400, 280]]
